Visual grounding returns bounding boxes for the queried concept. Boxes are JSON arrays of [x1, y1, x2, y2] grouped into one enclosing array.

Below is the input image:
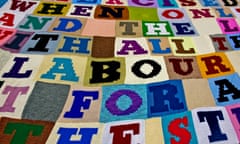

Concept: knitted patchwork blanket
[[0, 0, 240, 143]]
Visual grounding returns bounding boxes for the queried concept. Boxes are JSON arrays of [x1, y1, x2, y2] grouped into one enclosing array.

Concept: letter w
[[10, 0, 37, 12]]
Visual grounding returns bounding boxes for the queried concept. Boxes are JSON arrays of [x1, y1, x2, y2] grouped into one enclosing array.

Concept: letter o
[[132, 59, 161, 78], [105, 90, 142, 115], [162, 9, 184, 19]]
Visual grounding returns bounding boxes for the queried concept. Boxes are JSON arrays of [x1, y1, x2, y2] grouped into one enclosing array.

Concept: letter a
[[41, 58, 79, 82]]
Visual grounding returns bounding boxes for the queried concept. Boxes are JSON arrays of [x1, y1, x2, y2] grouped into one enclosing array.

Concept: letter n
[[94, 5, 129, 19]]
